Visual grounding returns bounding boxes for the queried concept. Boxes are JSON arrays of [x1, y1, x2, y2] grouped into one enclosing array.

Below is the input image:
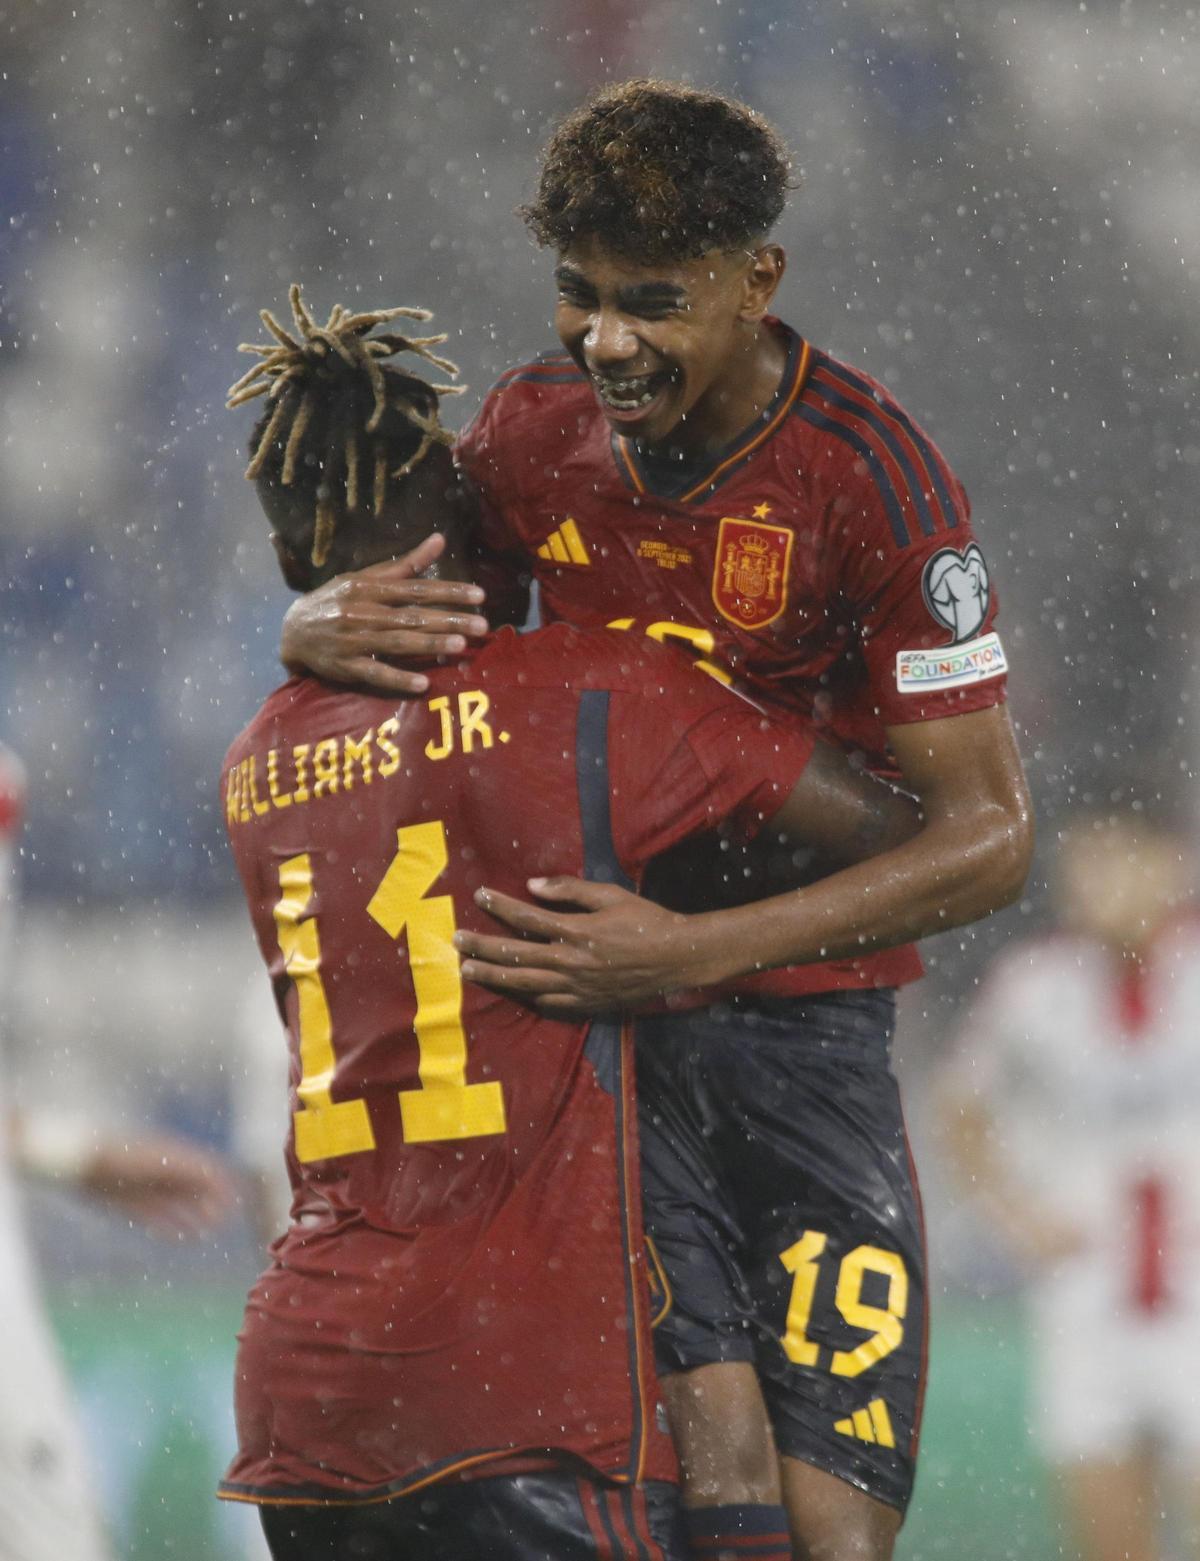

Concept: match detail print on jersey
[[711, 516, 795, 630], [274, 821, 507, 1163]]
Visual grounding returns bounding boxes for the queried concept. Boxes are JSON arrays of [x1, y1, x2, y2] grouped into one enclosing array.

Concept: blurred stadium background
[[1, 0, 1197, 1554]]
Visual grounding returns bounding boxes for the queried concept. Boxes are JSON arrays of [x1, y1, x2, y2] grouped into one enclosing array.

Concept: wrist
[[671, 911, 738, 989], [280, 606, 306, 674]]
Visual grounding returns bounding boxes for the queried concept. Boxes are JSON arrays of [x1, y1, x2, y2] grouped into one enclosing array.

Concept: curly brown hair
[[521, 79, 794, 264]]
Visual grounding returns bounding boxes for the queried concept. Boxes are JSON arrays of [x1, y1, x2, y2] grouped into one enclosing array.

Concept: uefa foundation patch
[[896, 632, 1007, 693]]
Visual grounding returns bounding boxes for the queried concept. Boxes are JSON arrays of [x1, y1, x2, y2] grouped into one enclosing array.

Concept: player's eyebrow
[[554, 264, 594, 292], [618, 281, 688, 308], [554, 264, 688, 309]]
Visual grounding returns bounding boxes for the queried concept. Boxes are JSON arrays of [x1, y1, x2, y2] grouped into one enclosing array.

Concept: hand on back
[[280, 534, 490, 696]]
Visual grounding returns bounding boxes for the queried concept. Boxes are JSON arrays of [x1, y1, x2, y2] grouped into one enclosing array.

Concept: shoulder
[[456, 350, 591, 445], [489, 348, 589, 393], [221, 676, 352, 771], [221, 680, 297, 771], [454, 350, 596, 497], [791, 344, 968, 552]]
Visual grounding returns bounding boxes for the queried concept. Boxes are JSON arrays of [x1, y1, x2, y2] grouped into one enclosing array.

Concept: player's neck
[[640, 319, 788, 461]]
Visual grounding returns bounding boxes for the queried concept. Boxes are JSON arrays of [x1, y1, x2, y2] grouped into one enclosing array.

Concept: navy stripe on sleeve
[[809, 369, 938, 537], [791, 403, 912, 548], [819, 359, 959, 529]]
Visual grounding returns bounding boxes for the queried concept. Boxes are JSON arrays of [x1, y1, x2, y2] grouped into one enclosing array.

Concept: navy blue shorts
[[636, 990, 926, 1514], [259, 1472, 685, 1559]]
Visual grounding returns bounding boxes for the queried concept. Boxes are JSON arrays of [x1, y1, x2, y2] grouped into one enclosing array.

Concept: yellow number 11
[[273, 819, 507, 1164]]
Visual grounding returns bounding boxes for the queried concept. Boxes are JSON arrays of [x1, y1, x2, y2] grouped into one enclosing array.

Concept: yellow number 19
[[779, 1230, 908, 1378], [273, 819, 506, 1164]]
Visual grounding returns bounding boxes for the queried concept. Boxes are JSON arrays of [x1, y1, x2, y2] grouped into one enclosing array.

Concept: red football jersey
[[218, 623, 812, 1505], [456, 319, 1008, 996]]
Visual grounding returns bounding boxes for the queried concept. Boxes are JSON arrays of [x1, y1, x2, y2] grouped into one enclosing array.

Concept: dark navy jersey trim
[[809, 366, 938, 538], [577, 691, 628, 1084], [620, 1485, 654, 1560], [791, 403, 911, 548], [575, 690, 634, 891], [618, 439, 709, 503], [818, 358, 959, 529], [596, 1488, 627, 1557], [610, 425, 786, 508], [574, 688, 645, 1486], [485, 353, 586, 400]]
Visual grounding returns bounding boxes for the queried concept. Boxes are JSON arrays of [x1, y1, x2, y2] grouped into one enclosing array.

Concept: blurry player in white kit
[[0, 742, 236, 1561], [943, 801, 1200, 1561]]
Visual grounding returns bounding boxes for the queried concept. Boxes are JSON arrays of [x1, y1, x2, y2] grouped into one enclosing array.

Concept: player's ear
[[739, 244, 785, 322], [270, 532, 311, 592]]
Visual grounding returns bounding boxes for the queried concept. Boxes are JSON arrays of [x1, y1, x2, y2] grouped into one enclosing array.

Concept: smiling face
[[554, 237, 786, 451]]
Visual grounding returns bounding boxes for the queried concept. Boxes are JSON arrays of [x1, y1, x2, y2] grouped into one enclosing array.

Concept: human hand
[[279, 533, 489, 695], [81, 1133, 239, 1238], [454, 877, 715, 1015]]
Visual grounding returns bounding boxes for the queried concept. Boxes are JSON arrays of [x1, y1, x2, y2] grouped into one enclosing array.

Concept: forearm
[[681, 807, 1028, 985]]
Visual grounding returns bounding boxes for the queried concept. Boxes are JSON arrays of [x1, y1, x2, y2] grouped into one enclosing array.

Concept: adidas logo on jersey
[[536, 519, 589, 566], [834, 1399, 895, 1449]]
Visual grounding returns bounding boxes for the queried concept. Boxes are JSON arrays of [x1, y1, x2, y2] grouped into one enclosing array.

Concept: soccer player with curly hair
[[278, 80, 1034, 1561]]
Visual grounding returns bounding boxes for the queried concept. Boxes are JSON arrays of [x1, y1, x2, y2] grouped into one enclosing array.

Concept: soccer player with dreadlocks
[[219, 286, 924, 1560], [276, 78, 1033, 1561]]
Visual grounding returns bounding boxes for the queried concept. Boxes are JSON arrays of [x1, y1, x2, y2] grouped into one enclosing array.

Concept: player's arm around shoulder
[[453, 650, 927, 1013]]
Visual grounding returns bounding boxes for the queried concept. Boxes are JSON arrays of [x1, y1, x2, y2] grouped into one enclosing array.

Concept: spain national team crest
[[712, 516, 794, 630]]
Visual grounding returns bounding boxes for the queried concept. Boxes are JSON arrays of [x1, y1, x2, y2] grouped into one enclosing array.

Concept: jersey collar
[[611, 320, 812, 506]]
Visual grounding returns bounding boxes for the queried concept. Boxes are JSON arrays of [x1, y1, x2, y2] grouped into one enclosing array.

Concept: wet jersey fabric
[[456, 318, 1007, 997], [217, 623, 813, 1505]]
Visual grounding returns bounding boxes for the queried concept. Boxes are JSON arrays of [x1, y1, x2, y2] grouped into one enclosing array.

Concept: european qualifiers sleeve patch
[[896, 632, 1007, 693], [921, 543, 990, 643]]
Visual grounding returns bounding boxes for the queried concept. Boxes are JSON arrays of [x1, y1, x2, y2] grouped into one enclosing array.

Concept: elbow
[[980, 798, 1035, 913]]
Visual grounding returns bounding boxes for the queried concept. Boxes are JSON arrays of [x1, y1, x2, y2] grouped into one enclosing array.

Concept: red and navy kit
[[456, 324, 1002, 1513], [457, 318, 1007, 997], [218, 623, 813, 1509]]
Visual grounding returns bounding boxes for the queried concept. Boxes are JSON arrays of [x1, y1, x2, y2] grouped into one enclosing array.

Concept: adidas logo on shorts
[[834, 1398, 895, 1449]]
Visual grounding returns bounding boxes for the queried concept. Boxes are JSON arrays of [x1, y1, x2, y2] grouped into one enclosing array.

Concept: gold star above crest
[[752, 502, 772, 520]]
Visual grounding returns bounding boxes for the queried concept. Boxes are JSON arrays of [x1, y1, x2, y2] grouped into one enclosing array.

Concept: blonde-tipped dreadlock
[[227, 284, 464, 568]]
